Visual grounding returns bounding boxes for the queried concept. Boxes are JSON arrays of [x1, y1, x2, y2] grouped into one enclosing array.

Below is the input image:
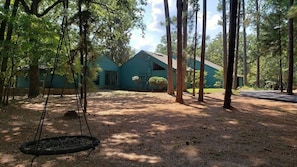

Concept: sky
[[129, 0, 221, 52]]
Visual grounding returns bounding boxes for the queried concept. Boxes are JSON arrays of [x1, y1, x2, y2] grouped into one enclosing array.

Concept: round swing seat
[[19, 135, 99, 155]]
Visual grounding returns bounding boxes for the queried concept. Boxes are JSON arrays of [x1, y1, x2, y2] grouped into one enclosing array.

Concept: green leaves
[[287, 5, 297, 18], [88, 0, 146, 65]]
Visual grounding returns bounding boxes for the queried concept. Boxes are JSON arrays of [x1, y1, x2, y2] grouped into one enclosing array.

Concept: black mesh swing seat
[[20, 135, 99, 155]]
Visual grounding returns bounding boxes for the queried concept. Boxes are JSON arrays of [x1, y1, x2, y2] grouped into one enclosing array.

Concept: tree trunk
[[163, 0, 174, 95], [18, 0, 63, 98], [198, 0, 207, 102], [0, 0, 11, 103], [233, 0, 241, 89], [79, 0, 84, 99], [287, 0, 294, 95], [1, 0, 20, 104], [182, 0, 188, 91], [256, 0, 260, 88], [224, 0, 238, 109], [176, 0, 184, 104], [192, 2, 199, 96], [28, 64, 40, 98], [222, 0, 228, 89], [242, 0, 248, 86]]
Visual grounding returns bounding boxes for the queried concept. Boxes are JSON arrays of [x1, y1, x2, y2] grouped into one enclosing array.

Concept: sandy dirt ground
[[0, 90, 297, 167]]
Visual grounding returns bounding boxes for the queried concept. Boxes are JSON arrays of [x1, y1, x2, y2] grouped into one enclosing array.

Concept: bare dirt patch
[[1, 90, 297, 167]]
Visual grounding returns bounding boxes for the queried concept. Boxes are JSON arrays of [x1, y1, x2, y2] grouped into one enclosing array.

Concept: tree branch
[[19, 0, 30, 14], [36, 0, 64, 17], [90, 0, 117, 13]]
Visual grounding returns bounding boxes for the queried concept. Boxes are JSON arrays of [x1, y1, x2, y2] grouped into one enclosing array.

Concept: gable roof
[[96, 55, 119, 71], [142, 50, 222, 71], [193, 57, 222, 70], [143, 50, 177, 69]]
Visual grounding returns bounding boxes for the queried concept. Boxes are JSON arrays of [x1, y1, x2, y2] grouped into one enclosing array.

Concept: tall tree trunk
[[256, 0, 260, 88], [278, 1, 283, 93], [1, 0, 19, 102], [79, 0, 84, 99], [182, 0, 188, 91], [176, 0, 184, 104], [233, 0, 241, 89], [287, 0, 294, 95], [222, 0, 228, 89], [0, 0, 11, 103], [28, 0, 41, 98], [83, 16, 89, 112], [164, 0, 174, 95], [22, 0, 63, 98], [198, 0, 207, 102], [224, 0, 238, 109], [192, 1, 198, 96], [28, 61, 40, 98], [242, 0, 248, 86]]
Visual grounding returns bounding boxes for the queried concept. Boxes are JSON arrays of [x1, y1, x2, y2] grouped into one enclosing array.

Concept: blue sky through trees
[[129, 0, 221, 52]]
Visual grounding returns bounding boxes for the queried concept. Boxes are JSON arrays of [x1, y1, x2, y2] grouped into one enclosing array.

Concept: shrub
[[148, 76, 168, 90], [132, 76, 140, 83], [213, 70, 223, 88], [187, 70, 208, 88]]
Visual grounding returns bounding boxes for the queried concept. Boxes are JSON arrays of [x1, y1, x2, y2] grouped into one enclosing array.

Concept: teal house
[[119, 50, 222, 90], [94, 55, 119, 89], [119, 50, 178, 90], [16, 51, 222, 91], [16, 66, 76, 89], [16, 55, 120, 90], [187, 57, 222, 88]]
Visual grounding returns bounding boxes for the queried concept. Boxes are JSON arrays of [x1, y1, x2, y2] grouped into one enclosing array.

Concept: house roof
[[143, 50, 178, 69], [144, 50, 193, 71], [195, 57, 222, 70], [18, 65, 49, 71], [142, 50, 222, 71]]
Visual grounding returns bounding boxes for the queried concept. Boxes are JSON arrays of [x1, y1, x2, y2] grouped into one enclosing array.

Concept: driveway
[[240, 90, 297, 103]]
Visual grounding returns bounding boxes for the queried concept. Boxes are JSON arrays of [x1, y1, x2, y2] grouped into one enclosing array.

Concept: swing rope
[[20, 0, 98, 157], [33, 0, 69, 142]]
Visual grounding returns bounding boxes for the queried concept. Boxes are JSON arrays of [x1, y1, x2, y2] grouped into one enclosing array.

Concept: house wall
[[120, 51, 177, 90], [187, 59, 221, 88], [120, 51, 151, 90], [16, 52, 221, 91], [95, 55, 119, 89], [151, 64, 177, 88], [16, 76, 30, 88], [16, 56, 120, 90], [46, 74, 76, 89], [16, 72, 76, 89]]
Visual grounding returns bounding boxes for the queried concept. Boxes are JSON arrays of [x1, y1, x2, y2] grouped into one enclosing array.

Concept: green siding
[[120, 50, 177, 90], [187, 58, 221, 88], [95, 55, 119, 89], [16, 52, 220, 91], [46, 74, 76, 88], [16, 72, 76, 89], [120, 51, 152, 90], [17, 55, 119, 89], [16, 76, 29, 88]]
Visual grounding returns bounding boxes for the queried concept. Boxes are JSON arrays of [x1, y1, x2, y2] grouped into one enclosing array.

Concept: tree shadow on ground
[[0, 91, 296, 167]]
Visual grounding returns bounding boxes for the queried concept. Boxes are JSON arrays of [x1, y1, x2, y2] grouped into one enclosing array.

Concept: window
[[105, 71, 118, 86], [153, 62, 165, 70]]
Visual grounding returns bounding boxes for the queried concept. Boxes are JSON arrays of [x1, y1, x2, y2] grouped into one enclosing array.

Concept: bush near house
[[187, 70, 208, 88], [132, 76, 140, 83], [148, 76, 168, 91]]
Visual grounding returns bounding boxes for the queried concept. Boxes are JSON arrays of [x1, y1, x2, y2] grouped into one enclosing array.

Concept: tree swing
[[19, 0, 99, 159]]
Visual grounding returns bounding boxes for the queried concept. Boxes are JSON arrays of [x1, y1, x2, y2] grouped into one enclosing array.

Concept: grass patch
[[187, 88, 225, 94]]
